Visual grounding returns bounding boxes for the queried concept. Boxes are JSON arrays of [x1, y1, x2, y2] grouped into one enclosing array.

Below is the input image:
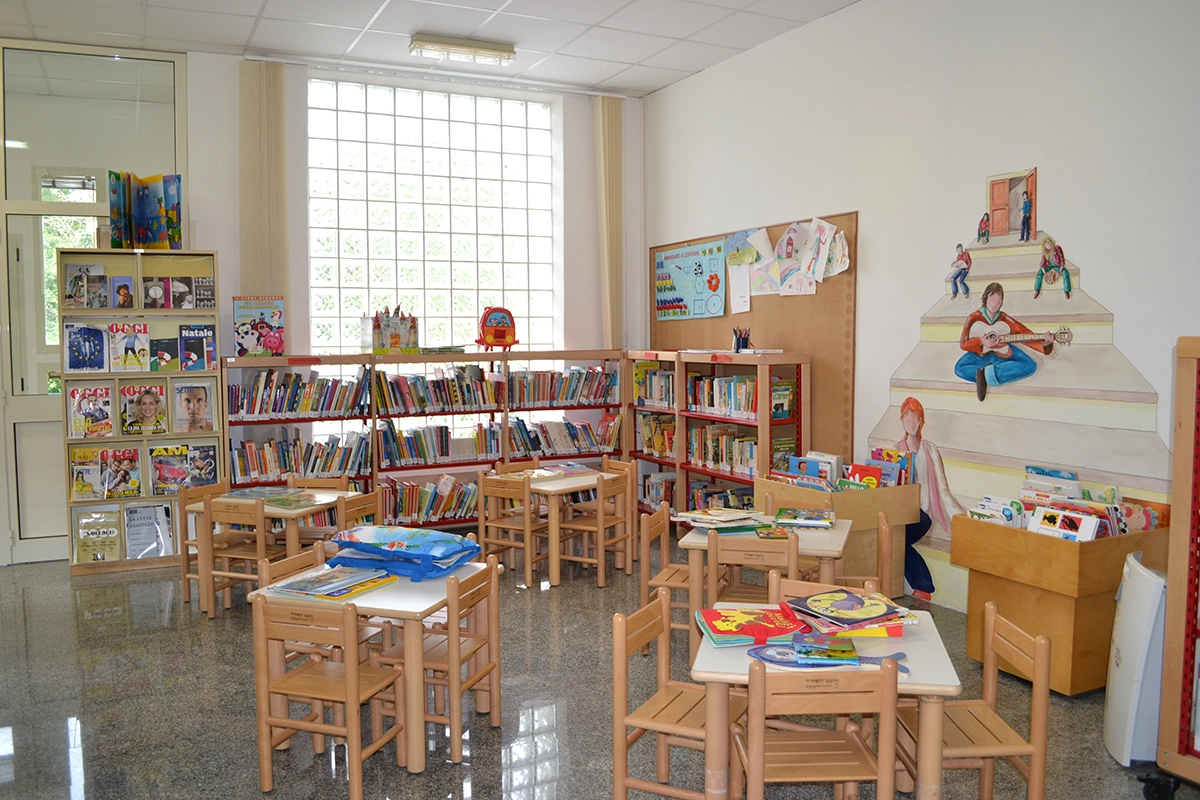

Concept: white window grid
[[306, 79, 556, 358]]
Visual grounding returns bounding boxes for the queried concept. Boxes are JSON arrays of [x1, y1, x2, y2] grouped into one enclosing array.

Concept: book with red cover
[[695, 605, 810, 647], [842, 462, 885, 489]]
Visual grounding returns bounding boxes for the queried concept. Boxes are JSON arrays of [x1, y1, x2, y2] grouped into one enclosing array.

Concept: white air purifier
[[1103, 551, 1167, 766]]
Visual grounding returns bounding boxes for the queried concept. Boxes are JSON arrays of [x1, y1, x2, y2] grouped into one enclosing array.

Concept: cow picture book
[[232, 295, 286, 357]]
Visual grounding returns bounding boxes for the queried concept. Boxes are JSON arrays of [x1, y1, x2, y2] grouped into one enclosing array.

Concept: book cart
[[220, 349, 624, 528], [60, 249, 223, 575], [1155, 337, 1200, 797], [623, 349, 810, 517]]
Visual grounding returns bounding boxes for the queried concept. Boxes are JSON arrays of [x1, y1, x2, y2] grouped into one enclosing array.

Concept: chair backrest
[[494, 457, 539, 474], [744, 657, 898, 796], [706, 529, 798, 601], [766, 571, 880, 604], [258, 542, 326, 587], [982, 601, 1051, 722], [178, 479, 230, 541], [206, 495, 268, 529], [447, 554, 499, 628], [613, 587, 672, 707], [336, 489, 384, 529], [287, 473, 350, 491], [252, 597, 364, 690], [596, 471, 628, 509], [639, 502, 672, 583]]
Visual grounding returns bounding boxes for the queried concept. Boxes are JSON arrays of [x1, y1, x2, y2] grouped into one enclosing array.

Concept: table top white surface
[[184, 489, 359, 517], [249, 561, 488, 619], [677, 516, 852, 559], [494, 471, 617, 494], [690, 605, 961, 697]]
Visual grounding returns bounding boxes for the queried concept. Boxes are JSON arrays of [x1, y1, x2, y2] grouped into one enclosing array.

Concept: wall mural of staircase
[[867, 225, 1170, 606]]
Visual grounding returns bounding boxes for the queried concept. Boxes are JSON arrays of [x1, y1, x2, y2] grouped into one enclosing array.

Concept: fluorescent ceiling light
[[4, 140, 27, 148], [409, 34, 515, 67]]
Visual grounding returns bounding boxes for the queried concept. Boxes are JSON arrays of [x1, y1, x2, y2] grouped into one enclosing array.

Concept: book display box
[[952, 514, 1166, 696], [59, 249, 223, 575]]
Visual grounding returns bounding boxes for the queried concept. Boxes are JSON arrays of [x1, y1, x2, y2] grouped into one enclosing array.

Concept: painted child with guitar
[[955, 281, 1061, 401]]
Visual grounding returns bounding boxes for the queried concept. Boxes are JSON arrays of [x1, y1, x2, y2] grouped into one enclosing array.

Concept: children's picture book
[[73, 505, 121, 563], [193, 276, 216, 309], [842, 462, 884, 489], [756, 526, 792, 539], [63, 263, 103, 308], [774, 507, 836, 528], [263, 492, 324, 511], [694, 605, 808, 647], [785, 590, 906, 631], [272, 565, 388, 597], [1121, 497, 1170, 533], [142, 277, 169, 308], [169, 276, 194, 308], [310, 572, 399, 600], [108, 171, 182, 249], [110, 275, 135, 308], [69, 447, 103, 500], [232, 296, 286, 356], [792, 633, 860, 666], [173, 380, 214, 432], [150, 338, 179, 372], [100, 448, 141, 499], [121, 382, 168, 435], [64, 323, 109, 372], [187, 443, 218, 486], [179, 323, 216, 371], [68, 385, 113, 439], [1026, 506, 1100, 542], [149, 444, 189, 495], [108, 322, 149, 372], [769, 379, 796, 420], [124, 503, 174, 559], [226, 486, 301, 499]]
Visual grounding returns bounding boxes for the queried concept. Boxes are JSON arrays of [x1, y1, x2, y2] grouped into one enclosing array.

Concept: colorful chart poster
[[655, 241, 726, 321]]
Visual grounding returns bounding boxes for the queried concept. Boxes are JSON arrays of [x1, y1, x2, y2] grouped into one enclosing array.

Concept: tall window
[[307, 79, 556, 355]]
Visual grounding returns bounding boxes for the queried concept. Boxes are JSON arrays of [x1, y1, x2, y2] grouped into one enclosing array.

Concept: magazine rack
[[59, 248, 223, 574]]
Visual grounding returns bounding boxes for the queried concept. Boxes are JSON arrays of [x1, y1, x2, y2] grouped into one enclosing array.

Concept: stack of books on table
[[672, 507, 765, 533], [271, 566, 397, 601], [694, 605, 808, 648], [773, 507, 836, 529], [783, 588, 915, 638]]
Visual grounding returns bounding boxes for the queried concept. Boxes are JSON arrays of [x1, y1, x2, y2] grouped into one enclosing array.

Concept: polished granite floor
[[1, 554, 1197, 800]]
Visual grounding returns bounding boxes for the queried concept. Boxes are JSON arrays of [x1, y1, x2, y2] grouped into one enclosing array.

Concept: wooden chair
[[730, 658, 899, 800], [639, 502, 692, 638], [252, 596, 406, 800], [895, 601, 1050, 800], [199, 496, 286, 618], [558, 471, 631, 587], [477, 471, 550, 587], [836, 511, 895, 599], [762, 489, 823, 580], [372, 554, 502, 763], [287, 473, 351, 491], [569, 455, 637, 566], [613, 586, 748, 800], [178, 479, 230, 610], [705, 529, 799, 605], [766, 572, 880, 604], [336, 488, 385, 529]]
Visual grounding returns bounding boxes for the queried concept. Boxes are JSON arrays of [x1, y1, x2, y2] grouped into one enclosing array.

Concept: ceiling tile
[[4, 75, 51, 96], [689, 10, 798, 49], [690, 0, 757, 7], [345, 31, 425, 65], [41, 52, 173, 84], [148, 0, 263, 14], [0, 4, 29, 25], [145, 7, 256, 46], [50, 77, 144, 102], [29, 0, 144, 35], [600, 63, 690, 94], [262, 0, 386, 29], [501, 0, 632, 26], [28, 27, 145, 49], [141, 36, 246, 55], [602, 0, 732, 39], [745, 0, 857, 22], [250, 18, 362, 57], [416, 0, 510, 9], [370, 0, 492, 38], [3, 50, 48, 78], [559, 26, 674, 63], [471, 12, 589, 53], [518, 53, 627, 86], [641, 38, 739, 72]]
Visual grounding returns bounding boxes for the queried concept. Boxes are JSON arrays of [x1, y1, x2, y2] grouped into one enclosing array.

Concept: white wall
[[643, 0, 1200, 457]]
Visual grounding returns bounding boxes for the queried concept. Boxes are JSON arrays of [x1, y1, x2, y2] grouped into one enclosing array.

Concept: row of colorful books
[[229, 430, 371, 485], [374, 366, 503, 416], [64, 321, 216, 373], [64, 264, 212, 310], [227, 367, 369, 421], [69, 442, 218, 501], [687, 373, 758, 420], [771, 448, 909, 492], [378, 474, 479, 525], [506, 414, 621, 460], [73, 502, 174, 564], [507, 366, 619, 408], [687, 423, 759, 476], [688, 481, 754, 513], [631, 361, 675, 408], [68, 378, 216, 439], [635, 411, 675, 459], [641, 471, 676, 507], [376, 421, 500, 468]]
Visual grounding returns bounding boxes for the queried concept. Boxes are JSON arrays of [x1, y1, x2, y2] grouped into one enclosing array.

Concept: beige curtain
[[239, 61, 289, 300], [594, 96, 624, 348]]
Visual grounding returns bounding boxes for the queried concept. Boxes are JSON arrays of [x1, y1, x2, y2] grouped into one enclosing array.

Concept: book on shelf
[[689, 482, 754, 513], [1026, 506, 1100, 542], [73, 505, 120, 563], [774, 507, 836, 528], [507, 365, 619, 408], [108, 171, 182, 249], [377, 420, 499, 468], [179, 324, 216, 371], [69, 447, 103, 500], [110, 276, 134, 308], [770, 437, 794, 471], [149, 445, 189, 495], [842, 462, 884, 489], [688, 373, 757, 419], [174, 380, 215, 432], [100, 448, 141, 499], [142, 277, 169, 308], [188, 443, 218, 487], [232, 296, 286, 357], [228, 366, 369, 420], [124, 502, 174, 559], [272, 565, 389, 597], [63, 263, 105, 309], [636, 412, 675, 459], [688, 422, 757, 476], [120, 382, 168, 435], [150, 338, 180, 371], [374, 366, 503, 415], [769, 379, 796, 420], [193, 277, 216, 309], [695, 605, 807, 647], [64, 323, 109, 372], [68, 385, 114, 439], [379, 473, 479, 525], [230, 428, 371, 485], [641, 471, 676, 506], [168, 277, 194, 309], [632, 360, 660, 404]]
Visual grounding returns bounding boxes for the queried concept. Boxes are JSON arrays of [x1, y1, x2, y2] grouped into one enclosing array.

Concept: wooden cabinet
[[952, 514, 1166, 696]]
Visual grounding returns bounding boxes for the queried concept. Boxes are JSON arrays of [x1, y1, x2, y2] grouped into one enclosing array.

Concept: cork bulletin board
[[649, 211, 858, 459]]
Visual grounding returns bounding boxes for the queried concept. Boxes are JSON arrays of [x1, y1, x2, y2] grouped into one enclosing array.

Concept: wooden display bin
[[753, 477, 920, 598], [952, 515, 1168, 696]]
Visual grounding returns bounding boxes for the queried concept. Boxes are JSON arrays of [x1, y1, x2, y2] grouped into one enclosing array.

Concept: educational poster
[[655, 241, 726, 320]]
